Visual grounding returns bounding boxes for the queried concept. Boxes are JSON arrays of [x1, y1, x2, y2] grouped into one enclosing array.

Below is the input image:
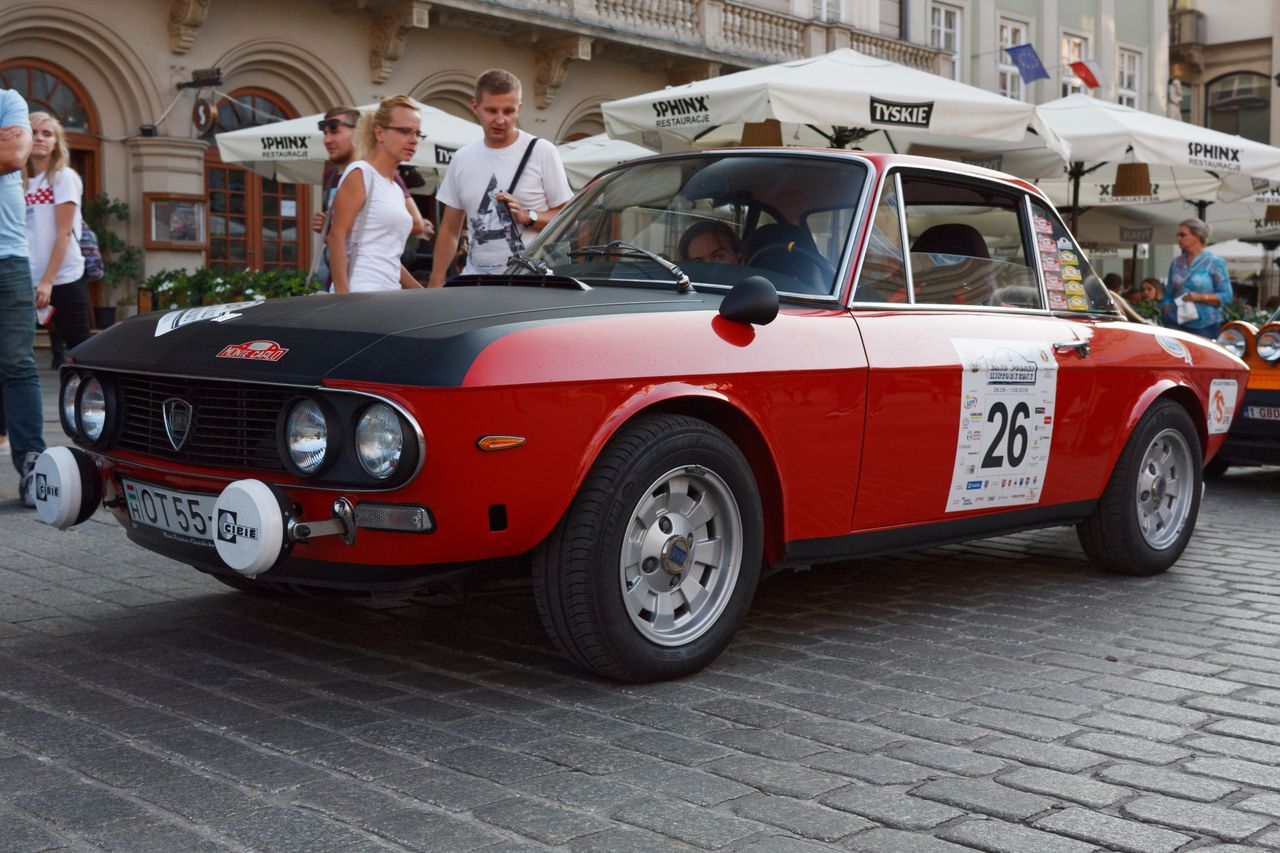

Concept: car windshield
[[525, 153, 868, 297]]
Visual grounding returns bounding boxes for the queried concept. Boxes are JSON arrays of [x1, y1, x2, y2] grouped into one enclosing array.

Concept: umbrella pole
[[1070, 162, 1083, 232]]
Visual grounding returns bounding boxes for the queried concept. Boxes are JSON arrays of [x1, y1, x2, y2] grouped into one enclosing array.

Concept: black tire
[[533, 414, 763, 682], [1203, 454, 1230, 481], [1077, 399, 1202, 576]]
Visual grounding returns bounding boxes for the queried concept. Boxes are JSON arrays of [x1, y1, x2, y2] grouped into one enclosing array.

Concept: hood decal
[[155, 300, 265, 337], [217, 340, 290, 362]]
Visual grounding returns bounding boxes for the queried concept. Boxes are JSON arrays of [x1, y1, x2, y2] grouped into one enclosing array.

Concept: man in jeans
[[0, 86, 45, 505]]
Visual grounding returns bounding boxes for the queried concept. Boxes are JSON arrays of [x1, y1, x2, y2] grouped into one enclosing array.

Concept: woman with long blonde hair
[[326, 95, 424, 293], [24, 112, 91, 357]]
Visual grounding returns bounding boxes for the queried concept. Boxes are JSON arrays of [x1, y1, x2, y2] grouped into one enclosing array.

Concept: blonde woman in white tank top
[[326, 95, 425, 293]]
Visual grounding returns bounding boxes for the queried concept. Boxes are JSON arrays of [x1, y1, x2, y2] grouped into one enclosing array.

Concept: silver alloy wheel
[[1135, 427, 1195, 550], [619, 465, 744, 646]]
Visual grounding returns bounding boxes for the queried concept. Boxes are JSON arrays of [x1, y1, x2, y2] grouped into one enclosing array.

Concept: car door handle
[[1053, 339, 1091, 359]]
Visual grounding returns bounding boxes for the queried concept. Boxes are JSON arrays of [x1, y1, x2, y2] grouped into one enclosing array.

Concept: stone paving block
[[512, 771, 639, 813], [704, 728, 826, 760], [1191, 696, 1280, 724], [703, 754, 849, 798], [13, 783, 151, 831], [1080, 676, 1191, 703], [952, 707, 1079, 742], [912, 777, 1058, 821], [728, 792, 875, 842], [446, 715, 548, 747], [66, 745, 189, 789], [610, 702, 725, 735], [1033, 806, 1192, 853], [803, 751, 936, 785], [0, 755, 81, 796], [1076, 711, 1189, 742], [0, 811, 69, 852], [613, 760, 756, 806], [1097, 763, 1239, 803], [1102, 696, 1210, 727], [975, 737, 1104, 773], [384, 766, 509, 812], [731, 836, 846, 853], [567, 827, 700, 852], [437, 744, 559, 784], [297, 740, 423, 780], [1184, 756, 1280, 791], [235, 717, 346, 755], [612, 730, 734, 766], [209, 805, 368, 852], [691, 697, 800, 729], [779, 718, 901, 752], [770, 691, 881, 722], [820, 785, 965, 830], [937, 818, 1099, 853], [206, 749, 331, 792], [973, 691, 1085, 722], [1119, 795, 1272, 843], [613, 795, 762, 850], [284, 698, 391, 730], [525, 735, 649, 775], [355, 806, 499, 851], [1236, 792, 1280, 819], [1068, 733, 1191, 765], [869, 712, 987, 745], [83, 819, 232, 853], [887, 740, 1007, 777], [843, 827, 974, 852], [997, 766, 1127, 808], [1183, 733, 1280, 764], [472, 796, 613, 846]]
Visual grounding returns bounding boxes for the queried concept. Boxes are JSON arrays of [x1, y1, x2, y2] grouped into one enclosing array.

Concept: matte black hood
[[72, 286, 716, 387]]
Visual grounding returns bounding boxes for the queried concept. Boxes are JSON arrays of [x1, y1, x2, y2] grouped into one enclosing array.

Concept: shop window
[[1206, 73, 1271, 144], [0, 59, 100, 194], [202, 88, 308, 272]]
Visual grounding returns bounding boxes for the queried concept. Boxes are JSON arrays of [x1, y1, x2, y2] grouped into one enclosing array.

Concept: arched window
[[204, 88, 309, 272], [0, 59, 101, 193], [1206, 72, 1271, 144]]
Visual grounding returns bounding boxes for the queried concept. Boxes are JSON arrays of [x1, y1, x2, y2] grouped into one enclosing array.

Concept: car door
[[848, 170, 1103, 537]]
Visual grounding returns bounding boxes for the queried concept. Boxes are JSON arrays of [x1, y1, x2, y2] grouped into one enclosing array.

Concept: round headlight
[[78, 377, 106, 441], [61, 373, 81, 436], [285, 399, 329, 475], [1217, 326, 1248, 358], [355, 404, 403, 479], [1258, 328, 1280, 362]]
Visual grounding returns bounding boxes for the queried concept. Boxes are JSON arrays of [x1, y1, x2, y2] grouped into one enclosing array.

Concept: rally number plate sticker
[[946, 339, 1058, 512], [121, 478, 216, 545]]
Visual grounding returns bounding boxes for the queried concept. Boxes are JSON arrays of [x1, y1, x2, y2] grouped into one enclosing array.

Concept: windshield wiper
[[569, 240, 692, 292], [508, 251, 553, 276]]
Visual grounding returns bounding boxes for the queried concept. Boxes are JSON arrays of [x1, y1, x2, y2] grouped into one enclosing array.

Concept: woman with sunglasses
[[326, 95, 425, 293]]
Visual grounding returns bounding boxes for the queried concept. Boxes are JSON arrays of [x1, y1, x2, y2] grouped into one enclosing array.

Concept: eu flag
[[1006, 44, 1050, 85]]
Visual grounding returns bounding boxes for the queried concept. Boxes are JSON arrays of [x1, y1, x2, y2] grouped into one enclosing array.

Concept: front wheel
[[533, 414, 763, 682], [1077, 399, 1202, 576]]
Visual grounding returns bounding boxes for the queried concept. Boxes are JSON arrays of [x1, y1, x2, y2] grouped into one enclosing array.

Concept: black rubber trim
[[781, 499, 1096, 564]]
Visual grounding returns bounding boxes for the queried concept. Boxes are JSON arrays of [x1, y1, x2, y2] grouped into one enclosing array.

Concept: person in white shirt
[[429, 69, 573, 286], [325, 95, 425, 293], [24, 112, 90, 353]]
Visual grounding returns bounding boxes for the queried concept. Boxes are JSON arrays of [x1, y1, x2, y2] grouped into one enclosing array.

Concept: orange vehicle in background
[[1214, 308, 1280, 476]]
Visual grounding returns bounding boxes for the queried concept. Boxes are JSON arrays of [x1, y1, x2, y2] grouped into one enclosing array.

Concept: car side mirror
[[718, 275, 779, 326]]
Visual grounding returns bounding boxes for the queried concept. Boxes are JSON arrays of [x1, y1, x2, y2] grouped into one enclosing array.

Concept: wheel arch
[[1109, 380, 1208, 480], [572, 384, 786, 564]]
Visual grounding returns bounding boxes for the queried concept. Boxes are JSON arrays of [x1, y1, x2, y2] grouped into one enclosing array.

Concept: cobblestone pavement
[[3, 367, 1280, 851]]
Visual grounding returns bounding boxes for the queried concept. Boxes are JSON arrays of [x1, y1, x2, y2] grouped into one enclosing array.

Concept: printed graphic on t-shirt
[[25, 186, 55, 206], [468, 174, 521, 265]]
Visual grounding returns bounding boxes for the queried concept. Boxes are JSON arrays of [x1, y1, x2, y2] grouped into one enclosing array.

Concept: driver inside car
[[678, 220, 746, 265]]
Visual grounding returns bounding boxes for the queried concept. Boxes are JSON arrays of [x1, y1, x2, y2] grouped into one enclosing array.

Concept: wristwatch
[[526, 209, 539, 225]]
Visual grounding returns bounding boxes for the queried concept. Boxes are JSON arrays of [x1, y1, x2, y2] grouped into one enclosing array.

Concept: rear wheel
[[533, 414, 763, 682], [1077, 399, 1202, 576]]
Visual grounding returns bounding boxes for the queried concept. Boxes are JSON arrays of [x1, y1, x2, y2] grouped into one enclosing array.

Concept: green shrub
[[144, 267, 322, 309], [1223, 299, 1271, 326]]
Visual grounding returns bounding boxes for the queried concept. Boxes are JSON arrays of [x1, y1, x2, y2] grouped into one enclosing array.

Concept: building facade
[[0, 0, 937, 309]]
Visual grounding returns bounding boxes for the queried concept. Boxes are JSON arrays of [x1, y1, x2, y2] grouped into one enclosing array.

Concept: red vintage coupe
[[35, 150, 1247, 681]]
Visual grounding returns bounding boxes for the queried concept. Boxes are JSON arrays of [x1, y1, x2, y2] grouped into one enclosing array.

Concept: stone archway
[[556, 95, 608, 142], [410, 69, 478, 122], [212, 39, 352, 117]]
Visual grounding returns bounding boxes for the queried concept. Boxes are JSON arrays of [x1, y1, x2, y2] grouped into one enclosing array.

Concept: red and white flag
[[1069, 60, 1103, 89]]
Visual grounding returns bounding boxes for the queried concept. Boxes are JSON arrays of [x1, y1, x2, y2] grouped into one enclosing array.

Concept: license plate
[[1244, 405, 1280, 422], [121, 479, 217, 543]]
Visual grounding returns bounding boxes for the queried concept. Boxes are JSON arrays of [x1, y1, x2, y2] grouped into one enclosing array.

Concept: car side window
[[1028, 200, 1116, 314], [899, 175, 1041, 309], [852, 175, 907, 303]]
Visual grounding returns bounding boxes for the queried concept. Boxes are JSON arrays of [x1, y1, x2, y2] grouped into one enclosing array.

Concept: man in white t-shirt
[[429, 69, 573, 286]]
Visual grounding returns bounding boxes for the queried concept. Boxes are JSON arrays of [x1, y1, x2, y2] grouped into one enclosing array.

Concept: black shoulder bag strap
[[507, 136, 540, 194], [503, 137, 540, 254]]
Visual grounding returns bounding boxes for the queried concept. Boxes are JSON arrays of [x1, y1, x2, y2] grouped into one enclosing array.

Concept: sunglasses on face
[[317, 119, 356, 132], [383, 125, 427, 141]]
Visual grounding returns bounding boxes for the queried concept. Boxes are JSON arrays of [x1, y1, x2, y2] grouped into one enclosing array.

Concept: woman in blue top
[[1163, 218, 1232, 338]]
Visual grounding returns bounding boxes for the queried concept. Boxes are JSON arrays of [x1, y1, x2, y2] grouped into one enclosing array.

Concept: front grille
[[109, 373, 296, 472]]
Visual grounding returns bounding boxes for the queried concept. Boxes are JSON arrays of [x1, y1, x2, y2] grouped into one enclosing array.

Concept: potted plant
[[82, 194, 142, 327]]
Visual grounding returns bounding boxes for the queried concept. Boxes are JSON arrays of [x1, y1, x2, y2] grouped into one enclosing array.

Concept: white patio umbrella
[[557, 134, 656, 190], [1027, 94, 1280, 229], [602, 48, 1069, 173], [216, 99, 482, 193]]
